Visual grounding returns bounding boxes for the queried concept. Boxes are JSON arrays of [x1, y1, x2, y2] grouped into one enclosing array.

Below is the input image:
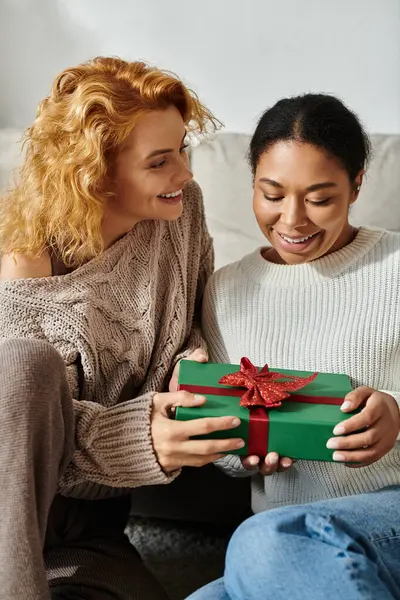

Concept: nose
[[173, 153, 193, 187], [279, 196, 309, 229]]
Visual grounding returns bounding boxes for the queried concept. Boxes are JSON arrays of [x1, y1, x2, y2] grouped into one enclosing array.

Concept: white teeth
[[158, 189, 182, 198], [280, 233, 316, 244]]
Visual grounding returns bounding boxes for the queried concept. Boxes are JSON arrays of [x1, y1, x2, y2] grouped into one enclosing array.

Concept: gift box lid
[[178, 360, 352, 398]]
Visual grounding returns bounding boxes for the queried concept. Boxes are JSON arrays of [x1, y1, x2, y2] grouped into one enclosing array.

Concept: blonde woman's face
[[111, 105, 192, 227]]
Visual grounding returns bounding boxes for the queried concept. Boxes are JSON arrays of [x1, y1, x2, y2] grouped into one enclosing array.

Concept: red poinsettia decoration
[[218, 357, 318, 408]]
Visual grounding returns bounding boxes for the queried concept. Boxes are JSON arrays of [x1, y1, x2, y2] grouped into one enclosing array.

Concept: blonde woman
[[0, 58, 244, 600]]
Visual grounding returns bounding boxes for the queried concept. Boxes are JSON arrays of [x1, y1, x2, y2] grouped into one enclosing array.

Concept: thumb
[[341, 386, 374, 412], [153, 390, 206, 417], [186, 348, 208, 363]]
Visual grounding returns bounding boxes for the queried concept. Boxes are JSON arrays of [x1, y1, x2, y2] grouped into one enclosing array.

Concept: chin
[[156, 204, 183, 222]]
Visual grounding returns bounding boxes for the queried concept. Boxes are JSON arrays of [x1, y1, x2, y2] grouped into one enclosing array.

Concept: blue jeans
[[186, 486, 400, 600]]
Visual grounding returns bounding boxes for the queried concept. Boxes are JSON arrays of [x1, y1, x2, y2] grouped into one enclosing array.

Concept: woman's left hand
[[326, 387, 400, 467], [168, 348, 208, 393]]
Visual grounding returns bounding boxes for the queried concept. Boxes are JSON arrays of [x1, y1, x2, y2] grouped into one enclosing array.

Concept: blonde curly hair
[[0, 57, 220, 266]]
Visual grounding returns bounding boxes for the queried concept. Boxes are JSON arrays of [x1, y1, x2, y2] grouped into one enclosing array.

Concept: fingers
[[174, 413, 243, 438], [327, 423, 382, 452], [154, 390, 207, 414], [329, 445, 378, 466], [259, 453, 293, 476], [155, 391, 244, 437], [152, 391, 246, 472], [332, 398, 382, 436], [340, 386, 375, 412], [326, 391, 400, 467], [180, 436, 245, 456], [241, 455, 260, 470], [241, 453, 294, 474]]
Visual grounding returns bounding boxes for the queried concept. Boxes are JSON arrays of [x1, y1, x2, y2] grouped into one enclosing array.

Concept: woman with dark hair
[[187, 94, 400, 600]]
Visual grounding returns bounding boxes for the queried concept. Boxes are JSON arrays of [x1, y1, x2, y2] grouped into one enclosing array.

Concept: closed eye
[[263, 195, 284, 202], [150, 159, 166, 169], [307, 198, 331, 205], [263, 194, 332, 205], [150, 143, 188, 169]]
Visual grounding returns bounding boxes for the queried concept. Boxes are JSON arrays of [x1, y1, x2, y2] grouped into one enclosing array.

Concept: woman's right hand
[[151, 391, 245, 473], [241, 453, 293, 475]]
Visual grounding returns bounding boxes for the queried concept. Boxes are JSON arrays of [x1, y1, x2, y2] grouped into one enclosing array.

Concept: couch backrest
[[0, 129, 24, 193], [1, 129, 399, 269], [191, 133, 400, 268]]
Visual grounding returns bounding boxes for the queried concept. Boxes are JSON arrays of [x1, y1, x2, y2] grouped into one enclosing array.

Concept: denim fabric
[[186, 486, 400, 600]]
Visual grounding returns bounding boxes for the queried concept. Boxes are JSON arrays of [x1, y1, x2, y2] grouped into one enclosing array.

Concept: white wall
[[1, 0, 399, 134]]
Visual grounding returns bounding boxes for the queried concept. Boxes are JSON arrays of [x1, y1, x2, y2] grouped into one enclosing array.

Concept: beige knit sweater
[[0, 180, 213, 499]]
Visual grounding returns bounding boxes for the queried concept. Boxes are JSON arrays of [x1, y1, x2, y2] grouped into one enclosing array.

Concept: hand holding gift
[[151, 390, 245, 473], [325, 386, 400, 467], [176, 358, 363, 462]]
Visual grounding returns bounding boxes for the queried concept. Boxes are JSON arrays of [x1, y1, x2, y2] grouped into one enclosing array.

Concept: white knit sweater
[[202, 227, 400, 513]]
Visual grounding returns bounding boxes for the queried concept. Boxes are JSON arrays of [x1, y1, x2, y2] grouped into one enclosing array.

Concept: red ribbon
[[218, 357, 318, 408]]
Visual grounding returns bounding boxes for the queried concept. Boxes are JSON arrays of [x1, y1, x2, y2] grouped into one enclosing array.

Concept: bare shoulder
[[0, 251, 52, 280]]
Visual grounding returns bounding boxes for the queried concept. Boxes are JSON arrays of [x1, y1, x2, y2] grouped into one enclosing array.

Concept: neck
[[327, 223, 358, 255], [101, 212, 140, 249]]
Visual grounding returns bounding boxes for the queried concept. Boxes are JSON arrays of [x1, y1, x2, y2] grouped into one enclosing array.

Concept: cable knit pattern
[[0, 180, 213, 498], [203, 227, 400, 513]]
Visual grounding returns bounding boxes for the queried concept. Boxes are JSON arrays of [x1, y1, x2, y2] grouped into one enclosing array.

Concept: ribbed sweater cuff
[[383, 390, 400, 441], [60, 393, 179, 492], [214, 454, 255, 478]]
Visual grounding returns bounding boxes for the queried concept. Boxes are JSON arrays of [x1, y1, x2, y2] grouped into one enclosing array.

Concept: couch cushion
[[350, 134, 400, 230], [2, 129, 400, 270], [191, 133, 400, 268]]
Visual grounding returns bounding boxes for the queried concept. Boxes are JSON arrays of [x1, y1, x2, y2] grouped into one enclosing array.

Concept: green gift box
[[176, 358, 357, 461]]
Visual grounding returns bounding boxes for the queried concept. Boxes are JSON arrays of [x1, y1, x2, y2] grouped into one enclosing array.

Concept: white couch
[[1, 129, 399, 524], [2, 130, 400, 270], [191, 133, 400, 269]]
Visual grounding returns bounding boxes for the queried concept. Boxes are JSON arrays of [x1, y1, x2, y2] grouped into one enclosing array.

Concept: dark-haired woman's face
[[253, 141, 363, 265]]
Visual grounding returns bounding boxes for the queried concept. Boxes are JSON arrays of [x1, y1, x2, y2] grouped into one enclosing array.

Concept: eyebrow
[[259, 178, 338, 192], [145, 132, 187, 160]]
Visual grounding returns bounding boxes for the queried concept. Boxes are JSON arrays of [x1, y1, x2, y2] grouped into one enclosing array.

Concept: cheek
[[253, 194, 277, 226], [116, 171, 150, 201], [315, 202, 349, 233]]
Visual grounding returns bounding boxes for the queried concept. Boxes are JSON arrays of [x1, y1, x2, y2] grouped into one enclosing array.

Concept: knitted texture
[[0, 180, 213, 497], [203, 227, 400, 512]]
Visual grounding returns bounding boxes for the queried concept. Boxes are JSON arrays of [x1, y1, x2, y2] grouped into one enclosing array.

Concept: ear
[[350, 170, 365, 205]]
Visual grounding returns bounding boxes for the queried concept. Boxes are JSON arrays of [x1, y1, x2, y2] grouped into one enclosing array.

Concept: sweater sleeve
[[0, 291, 177, 493], [59, 392, 177, 495]]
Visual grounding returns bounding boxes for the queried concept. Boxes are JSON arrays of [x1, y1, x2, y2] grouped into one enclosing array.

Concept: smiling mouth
[[276, 231, 320, 244], [157, 189, 182, 199]]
